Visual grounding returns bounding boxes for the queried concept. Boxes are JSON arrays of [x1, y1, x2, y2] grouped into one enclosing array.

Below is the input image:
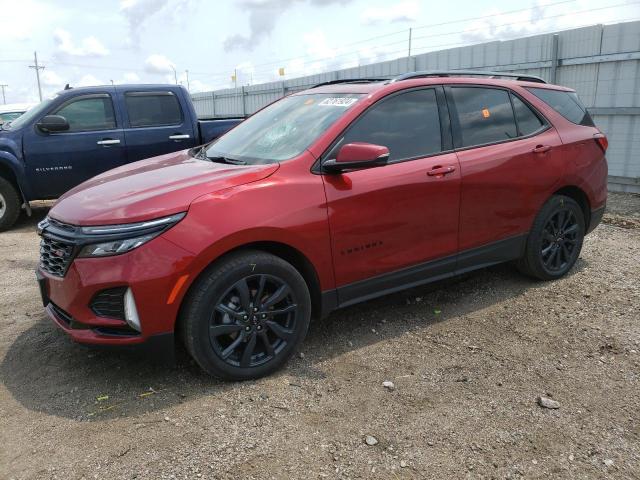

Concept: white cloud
[[144, 54, 176, 74], [361, 1, 419, 25], [0, 0, 61, 41], [41, 70, 64, 87], [223, 0, 353, 52], [54, 29, 110, 57], [76, 74, 104, 87], [122, 72, 141, 82], [119, 0, 197, 46]]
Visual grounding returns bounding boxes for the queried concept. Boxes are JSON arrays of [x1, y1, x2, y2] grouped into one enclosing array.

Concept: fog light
[[124, 288, 141, 332]]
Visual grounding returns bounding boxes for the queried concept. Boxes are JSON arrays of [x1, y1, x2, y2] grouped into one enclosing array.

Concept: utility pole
[[408, 28, 413, 57], [28, 51, 45, 102], [234, 68, 238, 89], [185, 70, 190, 91], [0, 84, 7, 104], [170, 65, 178, 85]]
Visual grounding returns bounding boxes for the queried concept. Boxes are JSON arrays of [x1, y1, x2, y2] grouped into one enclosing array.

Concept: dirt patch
[[1, 196, 639, 479]]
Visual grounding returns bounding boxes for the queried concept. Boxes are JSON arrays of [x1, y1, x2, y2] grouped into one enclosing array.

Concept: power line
[[28, 51, 44, 102], [193, 0, 581, 74], [0, 1, 636, 93], [241, 3, 638, 79], [51, 0, 574, 79]]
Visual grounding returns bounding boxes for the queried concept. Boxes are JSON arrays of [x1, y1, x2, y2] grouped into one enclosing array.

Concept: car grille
[[40, 236, 75, 277], [90, 287, 127, 320]]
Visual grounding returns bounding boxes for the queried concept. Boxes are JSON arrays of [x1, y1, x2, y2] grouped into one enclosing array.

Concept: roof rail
[[312, 78, 390, 88], [391, 70, 547, 84]]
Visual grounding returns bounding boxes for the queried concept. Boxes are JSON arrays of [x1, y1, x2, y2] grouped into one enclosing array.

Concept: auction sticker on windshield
[[318, 97, 359, 107]]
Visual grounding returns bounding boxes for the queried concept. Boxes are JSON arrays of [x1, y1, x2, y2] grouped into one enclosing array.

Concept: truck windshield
[[3, 96, 57, 130], [204, 93, 364, 163]]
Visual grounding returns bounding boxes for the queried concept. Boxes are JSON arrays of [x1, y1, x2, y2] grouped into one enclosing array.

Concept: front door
[[321, 87, 461, 305], [23, 92, 127, 198]]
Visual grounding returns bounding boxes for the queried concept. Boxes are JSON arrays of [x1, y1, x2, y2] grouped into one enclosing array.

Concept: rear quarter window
[[526, 87, 594, 126]]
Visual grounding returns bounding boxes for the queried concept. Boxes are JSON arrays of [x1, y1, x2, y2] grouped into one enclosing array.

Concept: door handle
[[427, 165, 456, 177], [532, 144, 552, 154], [97, 139, 121, 146], [169, 134, 190, 140]]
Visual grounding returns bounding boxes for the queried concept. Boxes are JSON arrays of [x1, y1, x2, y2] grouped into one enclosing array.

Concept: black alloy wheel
[[517, 195, 585, 280], [210, 274, 298, 368], [540, 208, 580, 273], [181, 250, 311, 380]]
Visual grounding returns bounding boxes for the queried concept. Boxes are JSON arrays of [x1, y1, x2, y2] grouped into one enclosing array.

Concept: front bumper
[[36, 235, 195, 349]]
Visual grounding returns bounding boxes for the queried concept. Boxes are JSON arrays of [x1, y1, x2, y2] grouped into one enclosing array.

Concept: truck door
[[23, 92, 127, 198], [120, 90, 197, 162]]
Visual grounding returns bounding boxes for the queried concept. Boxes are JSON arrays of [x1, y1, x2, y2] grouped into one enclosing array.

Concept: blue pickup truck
[[0, 84, 243, 230]]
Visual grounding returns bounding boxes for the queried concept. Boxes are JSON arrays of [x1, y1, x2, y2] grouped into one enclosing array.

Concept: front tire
[[181, 250, 311, 380], [0, 177, 21, 232], [517, 195, 585, 280]]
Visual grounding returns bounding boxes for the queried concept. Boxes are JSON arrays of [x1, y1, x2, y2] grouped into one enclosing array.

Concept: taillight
[[594, 132, 608, 153]]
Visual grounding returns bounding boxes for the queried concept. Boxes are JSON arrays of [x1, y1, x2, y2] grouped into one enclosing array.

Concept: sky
[[0, 0, 638, 103]]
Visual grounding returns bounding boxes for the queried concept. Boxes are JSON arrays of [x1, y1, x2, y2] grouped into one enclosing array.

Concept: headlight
[[77, 212, 185, 258]]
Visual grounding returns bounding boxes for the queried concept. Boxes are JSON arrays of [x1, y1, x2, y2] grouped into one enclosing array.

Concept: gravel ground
[[1, 194, 639, 480]]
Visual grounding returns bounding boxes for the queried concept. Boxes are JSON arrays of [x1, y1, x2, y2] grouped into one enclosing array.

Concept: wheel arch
[[175, 240, 325, 338], [552, 185, 591, 228], [0, 153, 30, 210]]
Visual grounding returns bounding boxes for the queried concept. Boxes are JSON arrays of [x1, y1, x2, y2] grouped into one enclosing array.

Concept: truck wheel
[[0, 177, 21, 232], [517, 195, 585, 280], [181, 250, 311, 380]]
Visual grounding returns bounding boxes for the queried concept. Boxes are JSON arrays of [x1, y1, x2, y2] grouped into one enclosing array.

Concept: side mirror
[[36, 115, 70, 133], [323, 142, 390, 173]]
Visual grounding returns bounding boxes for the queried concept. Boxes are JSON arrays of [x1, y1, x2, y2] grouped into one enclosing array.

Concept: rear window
[[125, 92, 182, 127], [527, 87, 594, 126], [451, 87, 517, 147]]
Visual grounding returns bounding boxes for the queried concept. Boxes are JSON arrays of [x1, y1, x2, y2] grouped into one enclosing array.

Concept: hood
[[50, 149, 279, 225]]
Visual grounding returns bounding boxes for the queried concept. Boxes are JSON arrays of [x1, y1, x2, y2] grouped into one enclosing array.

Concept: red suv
[[37, 71, 608, 380]]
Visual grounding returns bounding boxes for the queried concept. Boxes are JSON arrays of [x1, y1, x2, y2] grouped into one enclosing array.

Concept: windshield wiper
[[206, 155, 246, 165], [193, 146, 246, 165]]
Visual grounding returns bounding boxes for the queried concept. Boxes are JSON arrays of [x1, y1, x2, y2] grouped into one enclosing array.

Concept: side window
[[451, 87, 517, 147], [526, 87, 594, 126], [339, 89, 442, 162], [511, 95, 544, 136], [125, 92, 182, 128], [53, 96, 116, 132]]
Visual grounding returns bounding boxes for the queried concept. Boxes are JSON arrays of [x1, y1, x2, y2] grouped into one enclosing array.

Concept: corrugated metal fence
[[192, 21, 640, 192]]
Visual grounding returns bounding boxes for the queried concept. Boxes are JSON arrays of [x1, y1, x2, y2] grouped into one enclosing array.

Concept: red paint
[[336, 142, 389, 163], [39, 76, 608, 348]]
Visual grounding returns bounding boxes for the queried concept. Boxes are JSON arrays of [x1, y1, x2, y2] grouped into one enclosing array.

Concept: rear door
[[23, 91, 127, 198], [322, 87, 461, 303], [120, 89, 197, 162], [446, 85, 564, 262]]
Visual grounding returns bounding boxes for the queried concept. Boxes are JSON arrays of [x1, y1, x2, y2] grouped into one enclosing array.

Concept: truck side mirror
[[36, 115, 70, 133]]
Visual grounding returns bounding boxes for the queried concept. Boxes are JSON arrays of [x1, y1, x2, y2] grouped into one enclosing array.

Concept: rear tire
[[0, 177, 21, 232], [181, 250, 311, 380], [517, 195, 585, 280]]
